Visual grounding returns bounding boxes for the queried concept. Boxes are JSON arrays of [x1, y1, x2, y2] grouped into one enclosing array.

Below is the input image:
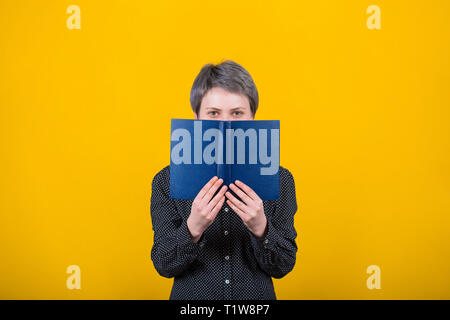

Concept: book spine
[[226, 121, 232, 185], [216, 121, 226, 183]]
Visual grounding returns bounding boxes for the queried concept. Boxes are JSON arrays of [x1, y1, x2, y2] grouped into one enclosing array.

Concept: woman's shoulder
[[152, 165, 170, 187], [279, 165, 294, 179], [279, 165, 296, 188]]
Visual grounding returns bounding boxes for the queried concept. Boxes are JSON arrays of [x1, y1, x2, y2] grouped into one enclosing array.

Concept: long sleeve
[[150, 169, 205, 278], [248, 168, 298, 279]]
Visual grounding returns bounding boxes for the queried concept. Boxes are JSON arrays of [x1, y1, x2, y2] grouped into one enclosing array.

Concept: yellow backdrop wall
[[1, 0, 449, 299]]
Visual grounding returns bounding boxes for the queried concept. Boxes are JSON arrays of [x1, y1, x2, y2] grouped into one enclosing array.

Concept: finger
[[201, 178, 224, 204], [225, 191, 251, 216], [229, 183, 253, 206], [234, 180, 260, 201], [207, 185, 228, 211], [226, 199, 248, 222], [195, 176, 218, 201], [208, 196, 225, 221]]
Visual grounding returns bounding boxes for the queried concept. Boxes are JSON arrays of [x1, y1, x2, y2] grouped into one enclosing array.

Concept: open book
[[169, 119, 280, 200]]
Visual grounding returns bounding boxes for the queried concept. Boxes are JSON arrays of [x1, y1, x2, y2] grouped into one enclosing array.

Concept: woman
[[150, 60, 298, 300]]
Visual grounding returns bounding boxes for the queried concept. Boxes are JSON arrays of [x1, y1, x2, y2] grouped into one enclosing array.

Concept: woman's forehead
[[200, 87, 250, 110]]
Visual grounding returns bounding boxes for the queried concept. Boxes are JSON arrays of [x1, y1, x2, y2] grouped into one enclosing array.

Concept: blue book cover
[[170, 119, 280, 200]]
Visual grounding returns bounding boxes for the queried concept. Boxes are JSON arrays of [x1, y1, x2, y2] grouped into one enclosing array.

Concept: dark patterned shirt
[[150, 165, 298, 300]]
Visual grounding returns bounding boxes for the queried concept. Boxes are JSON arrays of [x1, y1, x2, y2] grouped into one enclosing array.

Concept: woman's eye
[[234, 111, 242, 116], [209, 111, 217, 116]]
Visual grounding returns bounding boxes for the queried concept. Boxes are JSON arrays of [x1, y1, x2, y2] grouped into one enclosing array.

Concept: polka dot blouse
[[150, 165, 298, 300]]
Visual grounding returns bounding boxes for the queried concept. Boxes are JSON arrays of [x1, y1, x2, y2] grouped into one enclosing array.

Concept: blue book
[[170, 119, 280, 200]]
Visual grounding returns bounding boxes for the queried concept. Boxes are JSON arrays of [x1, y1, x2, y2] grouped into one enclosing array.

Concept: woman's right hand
[[187, 176, 228, 243]]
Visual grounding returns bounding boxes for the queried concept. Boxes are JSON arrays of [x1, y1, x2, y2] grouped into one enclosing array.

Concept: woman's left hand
[[225, 180, 268, 238]]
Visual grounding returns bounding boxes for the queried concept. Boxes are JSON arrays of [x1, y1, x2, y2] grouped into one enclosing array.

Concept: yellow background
[[1, 0, 449, 299]]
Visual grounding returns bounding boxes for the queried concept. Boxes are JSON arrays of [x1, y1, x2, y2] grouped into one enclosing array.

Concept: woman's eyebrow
[[205, 107, 244, 111]]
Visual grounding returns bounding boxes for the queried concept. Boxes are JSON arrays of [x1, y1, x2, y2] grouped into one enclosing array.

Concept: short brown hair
[[190, 60, 259, 116]]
